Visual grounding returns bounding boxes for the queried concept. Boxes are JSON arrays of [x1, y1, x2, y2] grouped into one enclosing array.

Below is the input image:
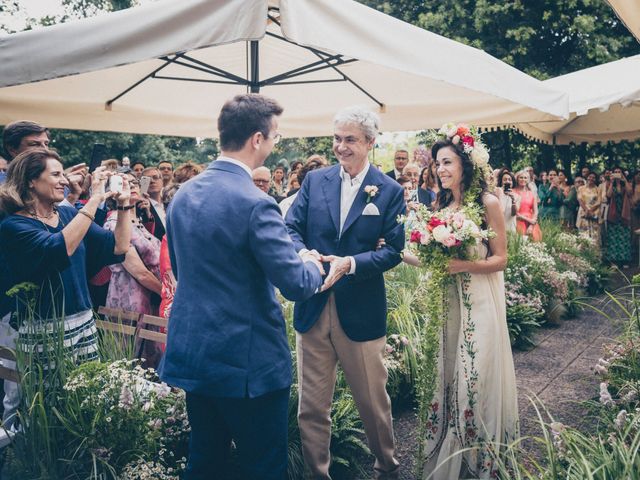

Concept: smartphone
[[89, 143, 108, 173], [140, 176, 151, 195], [108, 175, 123, 194], [504, 184, 512, 192]]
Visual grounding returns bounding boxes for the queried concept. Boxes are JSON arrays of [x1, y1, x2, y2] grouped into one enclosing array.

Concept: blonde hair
[[172, 161, 203, 184], [515, 169, 531, 189]]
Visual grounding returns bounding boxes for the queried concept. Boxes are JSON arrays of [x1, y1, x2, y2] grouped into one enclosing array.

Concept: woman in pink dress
[[514, 170, 542, 241], [104, 173, 162, 365]]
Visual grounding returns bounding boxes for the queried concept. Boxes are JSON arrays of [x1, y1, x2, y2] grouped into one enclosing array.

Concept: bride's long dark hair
[[431, 139, 489, 211]]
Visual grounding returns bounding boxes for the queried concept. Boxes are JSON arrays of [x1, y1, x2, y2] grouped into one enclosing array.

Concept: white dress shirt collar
[[216, 156, 253, 178], [340, 162, 370, 187]]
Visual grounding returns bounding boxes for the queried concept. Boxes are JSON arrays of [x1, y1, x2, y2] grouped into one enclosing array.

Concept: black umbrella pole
[[250, 40, 260, 93]]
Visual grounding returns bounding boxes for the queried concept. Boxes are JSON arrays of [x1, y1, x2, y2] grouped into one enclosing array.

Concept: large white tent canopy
[[0, 0, 568, 138], [513, 54, 640, 145], [607, 0, 640, 42]]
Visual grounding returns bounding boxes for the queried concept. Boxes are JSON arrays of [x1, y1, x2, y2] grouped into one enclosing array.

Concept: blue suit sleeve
[[249, 197, 322, 301], [285, 175, 310, 252], [352, 186, 405, 278]]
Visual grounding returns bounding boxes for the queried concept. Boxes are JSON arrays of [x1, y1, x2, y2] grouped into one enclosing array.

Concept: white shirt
[[150, 198, 166, 227], [279, 192, 297, 218], [339, 162, 370, 274], [340, 162, 370, 235]]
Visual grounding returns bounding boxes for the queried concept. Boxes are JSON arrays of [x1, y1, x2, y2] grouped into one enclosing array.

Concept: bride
[[406, 130, 519, 479]]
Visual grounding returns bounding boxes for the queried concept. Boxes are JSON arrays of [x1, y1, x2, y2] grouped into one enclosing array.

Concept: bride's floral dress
[[423, 243, 519, 479]]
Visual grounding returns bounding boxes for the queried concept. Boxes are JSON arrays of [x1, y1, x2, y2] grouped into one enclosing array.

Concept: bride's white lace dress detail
[[423, 244, 519, 479]]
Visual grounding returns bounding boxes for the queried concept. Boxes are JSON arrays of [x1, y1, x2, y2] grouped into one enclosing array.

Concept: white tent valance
[[0, 0, 568, 138], [512, 54, 640, 145]]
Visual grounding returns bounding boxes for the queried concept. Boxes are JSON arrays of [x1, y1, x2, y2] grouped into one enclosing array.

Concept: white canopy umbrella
[[513, 54, 640, 144], [607, 0, 640, 42], [0, 0, 568, 138]]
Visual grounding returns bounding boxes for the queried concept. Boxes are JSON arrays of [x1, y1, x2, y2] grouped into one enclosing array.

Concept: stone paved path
[[386, 267, 639, 480]]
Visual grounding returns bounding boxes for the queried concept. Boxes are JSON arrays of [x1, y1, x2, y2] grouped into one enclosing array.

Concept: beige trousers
[[296, 294, 399, 480]]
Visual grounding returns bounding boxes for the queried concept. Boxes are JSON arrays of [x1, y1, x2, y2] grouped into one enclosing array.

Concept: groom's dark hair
[[218, 94, 283, 152]]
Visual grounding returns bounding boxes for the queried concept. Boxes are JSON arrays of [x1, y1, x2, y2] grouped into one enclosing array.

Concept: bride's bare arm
[[402, 251, 421, 266], [448, 195, 508, 275]]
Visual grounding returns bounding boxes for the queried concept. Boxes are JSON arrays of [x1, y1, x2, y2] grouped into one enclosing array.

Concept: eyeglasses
[[129, 180, 140, 186], [253, 179, 270, 185], [268, 133, 282, 145], [147, 175, 162, 181]]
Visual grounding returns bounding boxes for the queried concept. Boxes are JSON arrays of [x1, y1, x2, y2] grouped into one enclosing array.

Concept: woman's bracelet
[[78, 209, 95, 222], [116, 204, 135, 211]]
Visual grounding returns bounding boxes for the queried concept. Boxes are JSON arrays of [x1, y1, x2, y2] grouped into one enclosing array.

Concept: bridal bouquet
[[400, 203, 492, 269]]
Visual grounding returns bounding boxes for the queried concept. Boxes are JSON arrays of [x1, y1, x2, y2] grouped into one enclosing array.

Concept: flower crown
[[426, 122, 495, 198], [433, 123, 490, 168]]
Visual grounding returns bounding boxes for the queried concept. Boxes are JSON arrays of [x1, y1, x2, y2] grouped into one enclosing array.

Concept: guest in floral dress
[[104, 173, 162, 365], [576, 173, 603, 247]]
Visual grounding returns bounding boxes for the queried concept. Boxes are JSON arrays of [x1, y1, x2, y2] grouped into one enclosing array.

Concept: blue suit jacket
[[286, 164, 405, 341], [158, 160, 323, 399]]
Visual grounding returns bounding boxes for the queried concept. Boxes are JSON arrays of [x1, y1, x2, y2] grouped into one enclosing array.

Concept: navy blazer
[[286, 164, 405, 342], [159, 160, 323, 399]]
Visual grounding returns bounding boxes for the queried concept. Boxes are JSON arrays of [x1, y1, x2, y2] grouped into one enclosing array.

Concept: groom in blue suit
[[286, 107, 405, 479], [159, 94, 324, 480]]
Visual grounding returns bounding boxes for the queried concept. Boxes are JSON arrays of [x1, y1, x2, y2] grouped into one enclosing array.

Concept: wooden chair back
[[0, 347, 19, 383], [96, 307, 168, 350]]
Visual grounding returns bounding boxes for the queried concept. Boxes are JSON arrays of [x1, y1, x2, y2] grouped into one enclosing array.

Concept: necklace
[[30, 205, 58, 220]]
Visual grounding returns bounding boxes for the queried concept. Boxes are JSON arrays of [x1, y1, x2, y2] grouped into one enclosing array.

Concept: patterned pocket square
[[362, 203, 380, 216]]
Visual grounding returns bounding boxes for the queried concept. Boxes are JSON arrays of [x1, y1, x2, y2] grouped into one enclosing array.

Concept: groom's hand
[[300, 249, 325, 275], [319, 255, 352, 292]]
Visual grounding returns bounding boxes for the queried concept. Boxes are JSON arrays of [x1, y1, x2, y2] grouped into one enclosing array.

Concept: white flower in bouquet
[[431, 224, 452, 244], [470, 143, 490, 166], [452, 212, 465, 230], [419, 229, 432, 245]]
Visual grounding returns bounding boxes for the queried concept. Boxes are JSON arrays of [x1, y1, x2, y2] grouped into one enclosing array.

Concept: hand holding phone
[[140, 176, 151, 195], [89, 143, 108, 173]]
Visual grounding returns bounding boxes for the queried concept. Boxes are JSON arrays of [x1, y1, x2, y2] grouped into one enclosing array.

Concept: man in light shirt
[[286, 106, 405, 480]]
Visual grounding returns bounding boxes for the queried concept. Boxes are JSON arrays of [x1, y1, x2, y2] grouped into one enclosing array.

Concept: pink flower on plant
[[462, 135, 475, 148], [410, 230, 422, 243]]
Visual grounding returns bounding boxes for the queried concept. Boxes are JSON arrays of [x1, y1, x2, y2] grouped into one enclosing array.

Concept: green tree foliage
[[46, 129, 218, 167], [359, 0, 640, 173], [267, 136, 335, 169]]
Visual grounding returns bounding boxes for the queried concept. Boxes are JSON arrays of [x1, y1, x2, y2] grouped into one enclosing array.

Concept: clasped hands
[[299, 250, 352, 292]]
